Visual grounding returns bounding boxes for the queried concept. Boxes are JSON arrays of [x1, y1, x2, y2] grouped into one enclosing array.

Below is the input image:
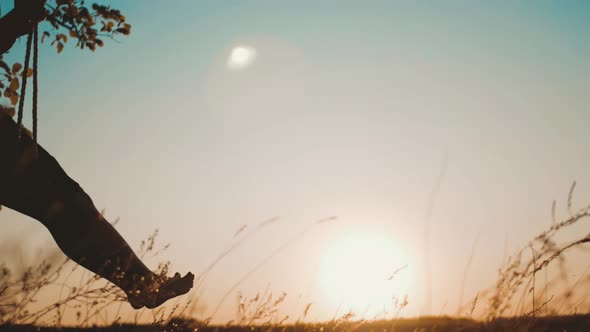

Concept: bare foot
[[128, 272, 194, 309]]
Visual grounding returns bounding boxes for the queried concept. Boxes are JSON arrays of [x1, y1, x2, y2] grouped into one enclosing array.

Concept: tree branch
[[0, 1, 46, 56]]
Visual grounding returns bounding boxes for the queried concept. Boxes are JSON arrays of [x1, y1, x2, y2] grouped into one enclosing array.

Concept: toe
[[143, 272, 195, 309]]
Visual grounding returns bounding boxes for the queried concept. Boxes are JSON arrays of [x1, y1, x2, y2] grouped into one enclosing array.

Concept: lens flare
[[227, 45, 257, 70]]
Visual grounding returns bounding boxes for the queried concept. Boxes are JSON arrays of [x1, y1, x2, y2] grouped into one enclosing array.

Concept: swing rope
[[16, 23, 39, 157]]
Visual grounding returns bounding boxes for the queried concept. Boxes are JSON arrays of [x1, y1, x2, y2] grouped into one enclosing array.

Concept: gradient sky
[[1, 0, 590, 324]]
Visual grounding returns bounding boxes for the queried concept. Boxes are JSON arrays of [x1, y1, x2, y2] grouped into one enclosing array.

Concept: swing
[[1, 12, 194, 309], [16, 23, 38, 155]]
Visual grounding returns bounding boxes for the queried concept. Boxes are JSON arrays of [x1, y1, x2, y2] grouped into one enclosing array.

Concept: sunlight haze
[[1, 0, 590, 325]]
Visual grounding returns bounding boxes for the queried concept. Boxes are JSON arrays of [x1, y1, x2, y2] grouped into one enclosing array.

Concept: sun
[[227, 45, 257, 70], [318, 231, 411, 317]]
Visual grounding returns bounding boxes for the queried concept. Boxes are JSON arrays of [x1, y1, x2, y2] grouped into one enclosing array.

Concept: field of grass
[[2, 315, 590, 331], [2, 183, 590, 331]]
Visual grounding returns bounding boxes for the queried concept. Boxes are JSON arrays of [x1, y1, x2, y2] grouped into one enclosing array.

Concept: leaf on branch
[[115, 24, 131, 35], [41, 31, 51, 43], [57, 43, 64, 54], [9, 78, 19, 91], [10, 94, 19, 106], [12, 63, 22, 74]]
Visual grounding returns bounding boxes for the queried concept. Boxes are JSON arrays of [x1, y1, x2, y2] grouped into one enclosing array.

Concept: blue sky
[[1, 0, 590, 323]]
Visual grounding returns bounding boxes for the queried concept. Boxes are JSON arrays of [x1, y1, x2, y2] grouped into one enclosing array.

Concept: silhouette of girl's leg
[[0, 113, 193, 308]]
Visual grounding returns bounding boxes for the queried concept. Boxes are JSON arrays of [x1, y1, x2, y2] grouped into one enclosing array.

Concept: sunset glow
[[318, 232, 411, 317], [1, 1, 590, 328]]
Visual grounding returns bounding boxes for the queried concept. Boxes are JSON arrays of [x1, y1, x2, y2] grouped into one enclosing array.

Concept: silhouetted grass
[[2, 315, 590, 332], [1, 184, 590, 331]]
